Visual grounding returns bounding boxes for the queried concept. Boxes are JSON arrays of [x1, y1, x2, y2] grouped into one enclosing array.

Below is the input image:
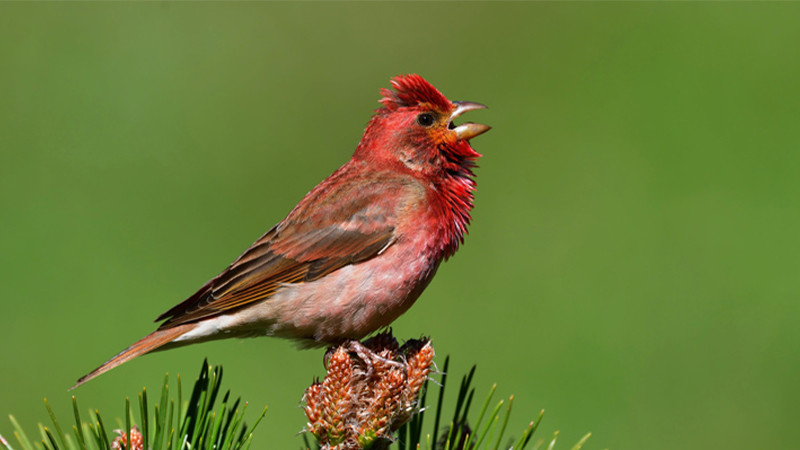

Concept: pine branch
[[301, 331, 591, 450], [2, 338, 590, 450]]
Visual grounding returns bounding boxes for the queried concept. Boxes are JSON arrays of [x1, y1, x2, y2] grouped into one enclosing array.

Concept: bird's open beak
[[450, 101, 491, 141]]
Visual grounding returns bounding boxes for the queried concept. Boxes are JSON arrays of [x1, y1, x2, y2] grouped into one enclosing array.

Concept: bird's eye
[[416, 113, 435, 127]]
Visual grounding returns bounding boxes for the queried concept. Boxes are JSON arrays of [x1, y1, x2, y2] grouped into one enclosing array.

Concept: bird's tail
[[71, 324, 194, 390]]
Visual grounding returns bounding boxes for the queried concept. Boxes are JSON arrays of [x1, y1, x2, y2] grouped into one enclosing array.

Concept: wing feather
[[154, 173, 413, 330]]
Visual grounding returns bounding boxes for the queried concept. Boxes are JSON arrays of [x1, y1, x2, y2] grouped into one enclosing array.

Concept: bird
[[73, 74, 490, 389]]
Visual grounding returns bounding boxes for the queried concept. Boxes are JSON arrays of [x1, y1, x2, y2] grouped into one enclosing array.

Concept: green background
[[2, 3, 799, 449]]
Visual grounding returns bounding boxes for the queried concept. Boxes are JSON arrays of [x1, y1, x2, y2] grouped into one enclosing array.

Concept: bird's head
[[355, 74, 490, 178]]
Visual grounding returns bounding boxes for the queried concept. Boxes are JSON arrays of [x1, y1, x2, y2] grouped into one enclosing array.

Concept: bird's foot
[[346, 340, 405, 371]]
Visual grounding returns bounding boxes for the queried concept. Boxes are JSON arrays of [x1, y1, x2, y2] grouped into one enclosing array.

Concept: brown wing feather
[[155, 174, 407, 330]]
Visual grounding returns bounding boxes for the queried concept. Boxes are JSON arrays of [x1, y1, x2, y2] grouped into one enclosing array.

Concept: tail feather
[[71, 324, 194, 390]]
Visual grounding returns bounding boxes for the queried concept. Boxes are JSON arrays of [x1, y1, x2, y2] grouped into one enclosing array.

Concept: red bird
[[74, 74, 490, 388]]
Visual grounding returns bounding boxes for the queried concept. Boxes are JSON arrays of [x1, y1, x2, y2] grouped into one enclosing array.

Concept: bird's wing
[[154, 175, 410, 329]]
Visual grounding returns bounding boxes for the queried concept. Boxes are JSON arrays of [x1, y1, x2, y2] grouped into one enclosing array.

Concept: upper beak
[[450, 101, 491, 141]]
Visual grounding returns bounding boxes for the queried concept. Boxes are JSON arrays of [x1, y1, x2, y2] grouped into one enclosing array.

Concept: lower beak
[[450, 101, 491, 141]]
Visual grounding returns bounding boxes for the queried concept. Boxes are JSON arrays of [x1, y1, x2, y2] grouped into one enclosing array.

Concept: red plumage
[[379, 74, 452, 111], [73, 74, 490, 389]]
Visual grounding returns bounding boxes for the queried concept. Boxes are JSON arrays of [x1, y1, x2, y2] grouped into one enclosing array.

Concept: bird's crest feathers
[[379, 74, 452, 111]]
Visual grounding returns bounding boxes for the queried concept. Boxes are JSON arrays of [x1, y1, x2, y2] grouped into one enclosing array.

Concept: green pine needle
[[10, 414, 35, 450], [5, 361, 265, 450], [570, 433, 592, 450]]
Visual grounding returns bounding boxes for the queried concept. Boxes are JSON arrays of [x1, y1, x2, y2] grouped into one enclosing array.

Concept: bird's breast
[[219, 231, 441, 344]]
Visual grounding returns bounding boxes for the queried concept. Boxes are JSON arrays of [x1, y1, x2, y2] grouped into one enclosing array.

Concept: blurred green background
[[2, 3, 799, 449]]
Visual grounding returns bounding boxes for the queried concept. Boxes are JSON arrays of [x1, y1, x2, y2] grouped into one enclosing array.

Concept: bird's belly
[[210, 244, 439, 344]]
